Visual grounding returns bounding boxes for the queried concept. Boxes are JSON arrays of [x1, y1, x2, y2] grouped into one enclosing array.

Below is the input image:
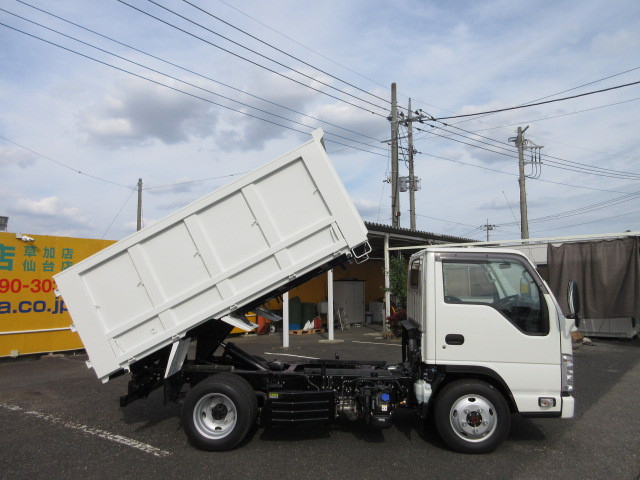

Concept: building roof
[[365, 221, 475, 243], [364, 221, 475, 258]]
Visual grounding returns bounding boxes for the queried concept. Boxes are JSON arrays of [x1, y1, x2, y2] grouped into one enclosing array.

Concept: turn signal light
[[538, 397, 556, 408]]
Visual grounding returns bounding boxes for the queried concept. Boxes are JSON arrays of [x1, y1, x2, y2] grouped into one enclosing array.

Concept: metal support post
[[282, 291, 289, 348], [383, 234, 390, 333], [327, 269, 334, 341]]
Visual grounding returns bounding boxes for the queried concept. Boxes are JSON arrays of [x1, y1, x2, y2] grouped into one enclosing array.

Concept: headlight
[[561, 354, 574, 393]]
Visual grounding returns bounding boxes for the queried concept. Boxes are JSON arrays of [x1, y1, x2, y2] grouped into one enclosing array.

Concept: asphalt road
[[1, 325, 638, 480]]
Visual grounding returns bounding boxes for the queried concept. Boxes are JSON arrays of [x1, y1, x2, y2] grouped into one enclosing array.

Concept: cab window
[[409, 258, 421, 288], [442, 258, 548, 335]]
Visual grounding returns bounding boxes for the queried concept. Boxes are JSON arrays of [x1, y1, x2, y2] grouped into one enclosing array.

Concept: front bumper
[[561, 395, 575, 418]]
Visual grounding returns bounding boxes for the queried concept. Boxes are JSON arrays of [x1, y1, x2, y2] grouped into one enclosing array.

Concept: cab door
[[434, 253, 561, 413]]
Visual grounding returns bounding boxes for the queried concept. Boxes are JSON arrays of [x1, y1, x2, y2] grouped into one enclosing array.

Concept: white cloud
[[5, 195, 94, 238], [83, 117, 133, 138], [351, 197, 380, 220], [590, 24, 640, 56], [240, 69, 322, 113], [78, 79, 218, 147], [0, 0, 638, 241], [0, 147, 37, 168], [211, 116, 291, 152], [312, 102, 388, 141], [15, 196, 79, 217]]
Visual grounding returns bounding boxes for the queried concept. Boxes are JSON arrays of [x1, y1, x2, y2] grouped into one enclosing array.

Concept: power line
[[486, 228, 523, 238], [0, 21, 387, 158], [416, 125, 517, 160], [376, 149, 391, 223], [116, 0, 389, 116], [537, 160, 640, 180], [101, 187, 136, 239], [405, 114, 640, 231], [445, 66, 640, 127], [325, 138, 386, 157], [417, 150, 632, 194], [16, 0, 385, 144], [3, 6, 384, 152], [473, 97, 640, 133], [16, 3, 637, 172], [414, 213, 478, 228], [416, 121, 640, 180], [530, 208, 640, 234], [0, 20, 302, 131], [1, 131, 270, 191], [410, 66, 640, 171], [432, 80, 640, 121], [7, 5, 638, 234], [499, 191, 640, 227], [143, 173, 248, 190], [0, 135, 132, 189], [446, 126, 640, 180], [179, 0, 391, 107], [169, 0, 640, 160], [213, 0, 403, 109], [506, 66, 640, 109], [419, 66, 640, 178], [433, 121, 640, 178]]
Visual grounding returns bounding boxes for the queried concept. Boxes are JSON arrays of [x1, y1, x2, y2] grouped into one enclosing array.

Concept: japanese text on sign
[[0, 243, 75, 272]]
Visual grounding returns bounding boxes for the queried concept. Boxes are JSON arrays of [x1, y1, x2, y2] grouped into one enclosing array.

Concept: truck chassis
[[119, 319, 511, 454]]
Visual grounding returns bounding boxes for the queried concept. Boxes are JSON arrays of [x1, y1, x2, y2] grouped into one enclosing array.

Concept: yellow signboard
[[0, 232, 115, 357]]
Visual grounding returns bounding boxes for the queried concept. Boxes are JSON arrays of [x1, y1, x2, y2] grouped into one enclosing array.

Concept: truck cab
[[406, 247, 575, 451]]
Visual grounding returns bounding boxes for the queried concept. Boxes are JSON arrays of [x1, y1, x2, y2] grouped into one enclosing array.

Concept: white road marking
[[351, 341, 402, 347], [0, 403, 170, 457], [263, 352, 320, 359]]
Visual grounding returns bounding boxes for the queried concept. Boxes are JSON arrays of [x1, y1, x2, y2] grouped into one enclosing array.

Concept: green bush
[[386, 255, 408, 309]]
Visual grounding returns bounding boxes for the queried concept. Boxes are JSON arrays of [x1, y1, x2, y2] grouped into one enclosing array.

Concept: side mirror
[[567, 279, 581, 328]]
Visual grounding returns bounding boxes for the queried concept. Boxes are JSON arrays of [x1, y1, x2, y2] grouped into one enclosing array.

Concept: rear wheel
[[182, 373, 257, 451], [434, 380, 510, 454]]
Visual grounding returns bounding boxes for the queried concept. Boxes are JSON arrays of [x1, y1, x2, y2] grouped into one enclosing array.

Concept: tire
[[182, 373, 258, 451], [433, 379, 510, 454]]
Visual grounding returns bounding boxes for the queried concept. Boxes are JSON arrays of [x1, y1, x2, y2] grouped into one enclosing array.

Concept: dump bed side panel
[[54, 132, 368, 381]]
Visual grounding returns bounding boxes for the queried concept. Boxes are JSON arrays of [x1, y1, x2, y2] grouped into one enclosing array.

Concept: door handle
[[445, 334, 465, 345]]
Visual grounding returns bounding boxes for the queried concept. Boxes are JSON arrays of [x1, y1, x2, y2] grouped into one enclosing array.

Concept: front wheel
[[434, 380, 510, 454], [182, 373, 257, 451]]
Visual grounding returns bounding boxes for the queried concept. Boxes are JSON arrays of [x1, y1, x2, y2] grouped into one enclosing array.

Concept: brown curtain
[[547, 237, 640, 318]]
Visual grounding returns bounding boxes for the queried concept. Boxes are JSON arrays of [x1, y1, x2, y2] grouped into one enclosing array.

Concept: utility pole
[[481, 219, 497, 241], [514, 126, 529, 239], [407, 99, 417, 230], [390, 83, 400, 228], [509, 127, 544, 240], [388, 86, 426, 230], [137, 178, 143, 231]]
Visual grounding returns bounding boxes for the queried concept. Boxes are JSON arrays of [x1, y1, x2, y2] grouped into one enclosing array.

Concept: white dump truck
[[55, 130, 576, 454]]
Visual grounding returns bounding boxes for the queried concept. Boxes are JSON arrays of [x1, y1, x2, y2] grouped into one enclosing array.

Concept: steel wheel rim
[[193, 393, 237, 440], [449, 394, 497, 443]]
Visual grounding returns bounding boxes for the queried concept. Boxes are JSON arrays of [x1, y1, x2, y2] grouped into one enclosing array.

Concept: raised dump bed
[[54, 130, 369, 382]]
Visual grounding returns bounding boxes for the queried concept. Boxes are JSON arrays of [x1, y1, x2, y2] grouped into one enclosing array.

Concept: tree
[[387, 255, 407, 309]]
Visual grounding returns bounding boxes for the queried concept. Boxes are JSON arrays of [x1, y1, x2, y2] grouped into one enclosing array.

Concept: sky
[[1, 0, 639, 242]]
